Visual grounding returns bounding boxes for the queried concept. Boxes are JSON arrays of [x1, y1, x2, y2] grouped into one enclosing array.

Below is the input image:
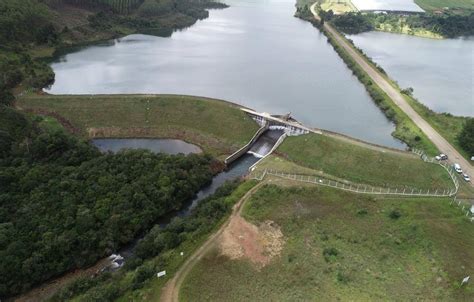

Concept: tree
[[458, 118, 474, 156]]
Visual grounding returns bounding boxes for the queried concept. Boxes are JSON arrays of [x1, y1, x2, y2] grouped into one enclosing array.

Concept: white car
[[454, 163, 462, 173], [462, 173, 470, 182], [435, 153, 448, 161]]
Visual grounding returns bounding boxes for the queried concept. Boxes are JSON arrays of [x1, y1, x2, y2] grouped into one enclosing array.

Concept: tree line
[[327, 11, 474, 38], [41, 0, 145, 14], [0, 107, 216, 298]]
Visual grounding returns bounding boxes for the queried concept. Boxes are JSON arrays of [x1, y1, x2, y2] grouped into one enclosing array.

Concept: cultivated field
[[321, 0, 357, 14], [180, 184, 474, 301], [415, 0, 474, 12], [272, 133, 453, 190], [17, 94, 259, 157]]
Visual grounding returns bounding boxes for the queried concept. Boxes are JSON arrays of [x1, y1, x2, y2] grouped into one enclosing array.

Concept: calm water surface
[[47, 0, 404, 148], [92, 138, 202, 154], [348, 32, 474, 117]]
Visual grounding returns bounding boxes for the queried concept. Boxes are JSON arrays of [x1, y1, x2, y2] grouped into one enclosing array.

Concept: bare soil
[[219, 218, 284, 268]]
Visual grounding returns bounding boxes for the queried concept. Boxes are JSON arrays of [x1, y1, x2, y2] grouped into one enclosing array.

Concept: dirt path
[[309, 3, 473, 182], [160, 182, 265, 302]]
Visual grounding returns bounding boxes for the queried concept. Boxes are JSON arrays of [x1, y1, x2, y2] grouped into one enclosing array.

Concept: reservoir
[[348, 32, 474, 117], [47, 0, 404, 148]]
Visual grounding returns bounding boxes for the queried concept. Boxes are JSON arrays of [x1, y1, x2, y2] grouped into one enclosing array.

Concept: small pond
[[92, 138, 202, 154]]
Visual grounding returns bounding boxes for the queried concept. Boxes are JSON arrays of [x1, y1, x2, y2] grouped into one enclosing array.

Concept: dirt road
[[160, 182, 265, 302], [309, 3, 473, 182]]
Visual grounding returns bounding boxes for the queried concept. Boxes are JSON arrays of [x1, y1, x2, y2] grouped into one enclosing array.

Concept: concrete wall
[[224, 123, 269, 165]]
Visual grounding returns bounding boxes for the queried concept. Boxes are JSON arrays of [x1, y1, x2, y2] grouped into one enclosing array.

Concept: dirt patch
[[219, 218, 284, 268]]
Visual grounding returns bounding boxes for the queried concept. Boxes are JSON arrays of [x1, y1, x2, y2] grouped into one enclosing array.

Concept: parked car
[[435, 153, 448, 160], [453, 163, 462, 173], [462, 173, 470, 182]]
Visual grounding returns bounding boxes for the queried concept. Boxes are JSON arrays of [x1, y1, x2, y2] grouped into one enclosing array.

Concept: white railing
[[412, 148, 459, 195]]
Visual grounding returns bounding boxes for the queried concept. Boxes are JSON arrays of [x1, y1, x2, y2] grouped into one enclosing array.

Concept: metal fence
[[252, 169, 457, 197], [411, 148, 460, 194]]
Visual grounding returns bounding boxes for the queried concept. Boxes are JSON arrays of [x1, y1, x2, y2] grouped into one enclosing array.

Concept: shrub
[[389, 209, 402, 220], [323, 247, 339, 262]]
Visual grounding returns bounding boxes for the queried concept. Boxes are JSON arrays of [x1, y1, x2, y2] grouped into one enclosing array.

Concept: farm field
[[17, 94, 259, 158], [321, 0, 357, 14], [415, 0, 474, 12], [180, 184, 474, 301]]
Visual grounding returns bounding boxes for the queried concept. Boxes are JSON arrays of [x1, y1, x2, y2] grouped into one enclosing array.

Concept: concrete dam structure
[[224, 109, 314, 165]]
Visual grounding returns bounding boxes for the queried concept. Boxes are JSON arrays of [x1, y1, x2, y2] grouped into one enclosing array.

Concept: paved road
[[309, 3, 473, 183], [160, 182, 265, 302]]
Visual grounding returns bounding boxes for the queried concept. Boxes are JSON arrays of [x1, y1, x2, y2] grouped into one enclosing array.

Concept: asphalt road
[[309, 3, 473, 183]]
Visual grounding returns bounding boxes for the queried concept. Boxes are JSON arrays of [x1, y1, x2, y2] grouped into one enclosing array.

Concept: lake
[[348, 32, 474, 117], [92, 138, 202, 154], [46, 0, 404, 148]]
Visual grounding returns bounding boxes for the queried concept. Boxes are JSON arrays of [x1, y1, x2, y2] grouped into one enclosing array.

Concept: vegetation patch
[[180, 185, 474, 301], [17, 94, 259, 158]]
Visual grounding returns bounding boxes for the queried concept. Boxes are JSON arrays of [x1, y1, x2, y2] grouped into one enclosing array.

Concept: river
[[348, 32, 474, 117], [46, 0, 404, 148]]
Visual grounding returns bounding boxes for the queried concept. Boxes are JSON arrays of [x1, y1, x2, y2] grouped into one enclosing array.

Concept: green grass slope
[[181, 185, 474, 301], [275, 133, 452, 190], [17, 94, 259, 157]]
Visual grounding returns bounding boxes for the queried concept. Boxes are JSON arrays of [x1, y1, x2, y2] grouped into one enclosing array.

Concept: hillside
[[181, 184, 474, 301]]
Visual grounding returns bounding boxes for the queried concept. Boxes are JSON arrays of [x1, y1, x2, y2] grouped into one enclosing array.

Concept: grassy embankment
[[254, 133, 453, 191], [17, 94, 259, 159], [181, 184, 474, 301]]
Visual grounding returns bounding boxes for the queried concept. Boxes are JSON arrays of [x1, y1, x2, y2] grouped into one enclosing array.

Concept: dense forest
[[0, 106, 217, 298], [52, 179, 254, 301], [327, 11, 474, 38]]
